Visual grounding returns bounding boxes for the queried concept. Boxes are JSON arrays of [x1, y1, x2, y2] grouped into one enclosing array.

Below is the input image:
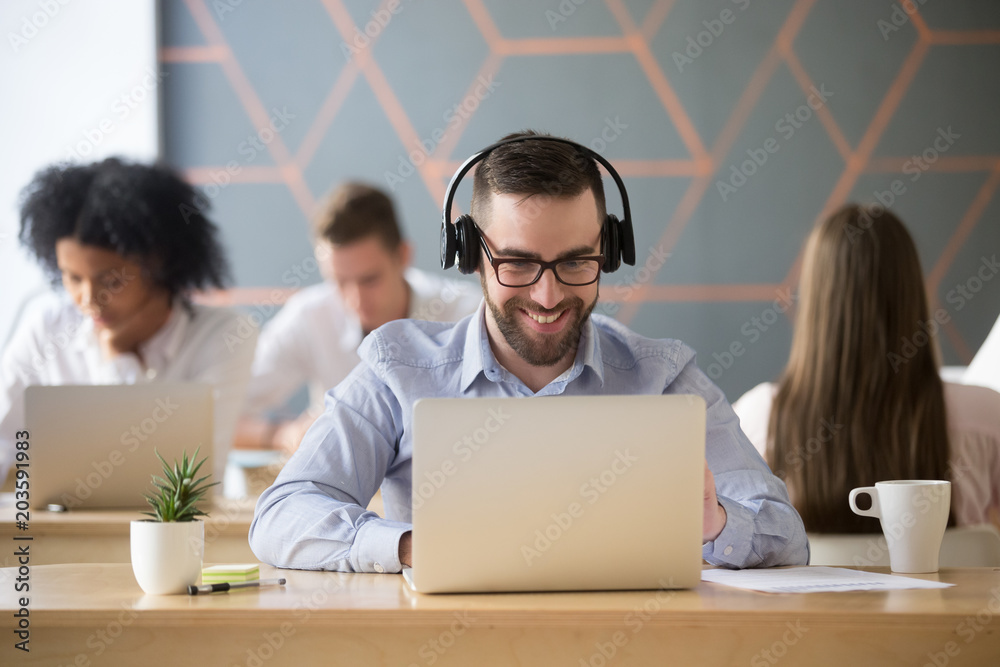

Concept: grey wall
[[161, 0, 1000, 401]]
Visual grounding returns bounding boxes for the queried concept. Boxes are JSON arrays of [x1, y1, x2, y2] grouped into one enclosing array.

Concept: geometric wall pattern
[[161, 0, 1000, 400]]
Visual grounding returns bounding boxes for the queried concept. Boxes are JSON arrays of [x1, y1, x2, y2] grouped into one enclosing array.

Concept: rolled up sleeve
[[250, 364, 411, 573]]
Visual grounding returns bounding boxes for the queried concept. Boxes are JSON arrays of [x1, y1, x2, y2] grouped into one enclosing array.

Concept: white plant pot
[[130, 520, 204, 595]]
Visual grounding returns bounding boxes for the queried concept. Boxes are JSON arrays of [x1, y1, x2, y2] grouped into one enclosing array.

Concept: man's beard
[[481, 275, 598, 367]]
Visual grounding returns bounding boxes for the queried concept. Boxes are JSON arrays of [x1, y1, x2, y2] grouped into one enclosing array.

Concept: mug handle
[[849, 486, 881, 518]]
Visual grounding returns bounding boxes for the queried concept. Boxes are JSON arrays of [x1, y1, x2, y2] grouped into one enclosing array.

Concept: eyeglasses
[[477, 226, 605, 288]]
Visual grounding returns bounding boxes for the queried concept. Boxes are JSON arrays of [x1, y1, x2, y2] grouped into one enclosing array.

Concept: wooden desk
[[0, 497, 257, 566], [0, 491, 384, 567], [2, 564, 998, 666]]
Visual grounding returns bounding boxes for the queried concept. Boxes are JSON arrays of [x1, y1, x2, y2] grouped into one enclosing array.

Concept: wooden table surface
[[2, 563, 998, 666], [0, 495, 257, 566]]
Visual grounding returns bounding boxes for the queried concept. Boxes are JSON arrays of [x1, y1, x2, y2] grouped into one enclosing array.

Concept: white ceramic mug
[[848, 480, 951, 573]]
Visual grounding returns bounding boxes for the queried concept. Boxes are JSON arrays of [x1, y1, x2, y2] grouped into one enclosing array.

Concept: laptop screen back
[[25, 383, 214, 510], [408, 394, 706, 593]]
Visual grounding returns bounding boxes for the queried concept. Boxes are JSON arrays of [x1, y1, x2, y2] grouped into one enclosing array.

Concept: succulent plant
[[142, 447, 218, 522]]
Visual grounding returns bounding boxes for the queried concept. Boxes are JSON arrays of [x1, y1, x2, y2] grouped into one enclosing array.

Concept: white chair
[[808, 524, 1000, 567]]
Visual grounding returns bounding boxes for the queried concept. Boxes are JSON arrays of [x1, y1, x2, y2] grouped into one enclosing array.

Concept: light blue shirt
[[250, 302, 809, 573]]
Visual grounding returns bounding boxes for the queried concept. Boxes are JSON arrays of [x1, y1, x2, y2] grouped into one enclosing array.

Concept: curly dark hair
[[18, 157, 230, 298]]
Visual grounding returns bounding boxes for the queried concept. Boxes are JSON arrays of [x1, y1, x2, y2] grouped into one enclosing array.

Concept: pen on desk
[[187, 578, 286, 595]]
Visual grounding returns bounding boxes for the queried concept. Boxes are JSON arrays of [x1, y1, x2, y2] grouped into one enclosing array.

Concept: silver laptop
[[404, 394, 706, 593], [25, 383, 214, 510]]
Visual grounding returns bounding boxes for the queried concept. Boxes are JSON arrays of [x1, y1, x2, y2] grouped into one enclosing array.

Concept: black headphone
[[440, 135, 636, 275]]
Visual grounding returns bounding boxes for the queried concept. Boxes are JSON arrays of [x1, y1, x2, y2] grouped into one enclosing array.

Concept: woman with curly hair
[[734, 204, 1000, 533], [0, 157, 257, 488]]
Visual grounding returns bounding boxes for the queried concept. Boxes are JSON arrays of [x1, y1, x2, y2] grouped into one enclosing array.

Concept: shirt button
[[145, 368, 157, 380], [373, 562, 385, 573], [723, 546, 733, 556]]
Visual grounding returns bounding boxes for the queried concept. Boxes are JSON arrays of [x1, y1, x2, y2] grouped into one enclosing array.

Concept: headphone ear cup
[[619, 214, 636, 267], [455, 214, 480, 274], [440, 219, 457, 270], [601, 215, 621, 273]]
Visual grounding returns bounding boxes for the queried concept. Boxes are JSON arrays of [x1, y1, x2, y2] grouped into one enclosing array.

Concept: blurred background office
[[2, 0, 999, 403]]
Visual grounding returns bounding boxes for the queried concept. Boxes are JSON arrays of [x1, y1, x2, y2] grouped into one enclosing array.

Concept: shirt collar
[[576, 314, 605, 385], [460, 301, 490, 392], [458, 301, 605, 393]]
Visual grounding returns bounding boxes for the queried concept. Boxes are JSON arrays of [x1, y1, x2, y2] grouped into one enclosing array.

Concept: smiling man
[[250, 132, 808, 573]]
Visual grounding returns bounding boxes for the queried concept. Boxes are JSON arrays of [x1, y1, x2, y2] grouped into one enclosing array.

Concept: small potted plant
[[130, 447, 218, 595]]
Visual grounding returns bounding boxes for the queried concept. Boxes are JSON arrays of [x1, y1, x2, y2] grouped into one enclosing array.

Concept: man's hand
[[703, 462, 727, 543], [399, 531, 412, 567]]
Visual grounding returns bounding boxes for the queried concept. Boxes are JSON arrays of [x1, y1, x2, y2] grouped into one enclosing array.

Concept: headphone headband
[[441, 135, 632, 238], [440, 134, 636, 273]]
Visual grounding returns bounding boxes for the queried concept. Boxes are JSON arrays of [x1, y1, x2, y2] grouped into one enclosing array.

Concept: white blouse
[[0, 293, 257, 485], [733, 381, 1000, 527], [966, 314, 1000, 393]]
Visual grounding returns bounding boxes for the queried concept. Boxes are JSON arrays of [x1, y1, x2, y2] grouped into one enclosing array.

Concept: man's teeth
[[528, 311, 560, 324]]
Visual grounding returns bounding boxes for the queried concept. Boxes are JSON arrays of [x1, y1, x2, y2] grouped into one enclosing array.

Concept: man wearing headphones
[[250, 131, 808, 573]]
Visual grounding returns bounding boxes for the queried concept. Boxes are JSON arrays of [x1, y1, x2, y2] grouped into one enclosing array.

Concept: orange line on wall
[[619, 0, 816, 326], [159, 45, 227, 62], [498, 37, 632, 56], [462, 0, 503, 47], [782, 39, 931, 287], [628, 37, 708, 163], [611, 159, 708, 177], [321, 0, 439, 206], [437, 159, 464, 175], [928, 30, 1000, 45], [781, 48, 852, 162], [603, 283, 789, 303], [616, 175, 713, 324], [640, 0, 674, 43], [711, 0, 814, 167], [601, 0, 707, 163], [425, 51, 506, 204], [603, 0, 637, 32], [928, 164, 1000, 291], [183, 165, 286, 184], [300, 0, 406, 173], [853, 39, 929, 163], [213, 58, 295, 168], [295, 63, 362, 172], [182, 0, 315, 217], [163, 0, 997, 361], [908, 8, 931, 41], [774, 0, 815, 52], [865, 156, 1000, 173]]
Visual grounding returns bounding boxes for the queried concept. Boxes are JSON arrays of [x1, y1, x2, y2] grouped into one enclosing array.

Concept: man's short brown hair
[[470, 130, 607, 230], [312, 182, 403, 249]]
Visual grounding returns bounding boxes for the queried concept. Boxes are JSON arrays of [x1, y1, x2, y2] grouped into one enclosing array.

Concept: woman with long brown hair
[[734, 204, 1000, 533]]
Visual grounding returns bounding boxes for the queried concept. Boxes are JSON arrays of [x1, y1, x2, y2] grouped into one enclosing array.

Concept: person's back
[[736, 379, 1000, 529], [733, 204, 999, 533]]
